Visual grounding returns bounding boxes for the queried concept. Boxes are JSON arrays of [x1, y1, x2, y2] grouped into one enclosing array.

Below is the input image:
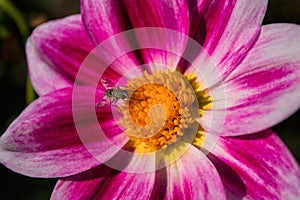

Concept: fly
[[96, 78, 129, 108]]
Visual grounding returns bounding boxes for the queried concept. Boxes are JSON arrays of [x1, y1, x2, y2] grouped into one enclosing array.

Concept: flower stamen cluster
[[120, 70, 208, 153]]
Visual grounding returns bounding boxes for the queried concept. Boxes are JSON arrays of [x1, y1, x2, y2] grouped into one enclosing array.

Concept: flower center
[[120, 70, 209, 153]]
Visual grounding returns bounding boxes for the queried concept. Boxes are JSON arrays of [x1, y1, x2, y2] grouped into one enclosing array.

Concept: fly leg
[[110, 98, 122, 112]]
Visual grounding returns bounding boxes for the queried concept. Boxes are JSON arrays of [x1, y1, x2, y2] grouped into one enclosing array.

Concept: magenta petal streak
[[165, 146, 226, 199], [185, 0, 268, 80], [0, 87, 127, 178], [201, 24, 300, 136], [81, 0, 143, 77], [51, 165, 155, 200], [122, 0, 189, 72], [27, 15, 95, 95], [210, 130, 300, 199]]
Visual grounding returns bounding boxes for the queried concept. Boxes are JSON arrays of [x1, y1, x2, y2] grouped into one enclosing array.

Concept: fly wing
[[95, 98, 110, 107], [101, 78, 115, 90]]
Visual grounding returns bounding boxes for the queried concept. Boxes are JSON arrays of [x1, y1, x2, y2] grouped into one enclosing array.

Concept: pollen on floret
[[120, 70, 211, 153]]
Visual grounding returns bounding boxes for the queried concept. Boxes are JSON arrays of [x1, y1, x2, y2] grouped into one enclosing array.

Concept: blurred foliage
[[0, 0, 29, 39], [0, 0, 35, 106], [0, 0, 80, 199], [0, 0, 299, 199]]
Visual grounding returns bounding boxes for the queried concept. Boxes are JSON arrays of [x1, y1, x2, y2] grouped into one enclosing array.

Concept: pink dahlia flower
[[1, 0, 300, 199]]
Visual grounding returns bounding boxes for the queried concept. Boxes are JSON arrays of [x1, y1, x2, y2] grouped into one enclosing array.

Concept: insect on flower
[[96, 78, 129, 108], [1, 1, 300, 199]]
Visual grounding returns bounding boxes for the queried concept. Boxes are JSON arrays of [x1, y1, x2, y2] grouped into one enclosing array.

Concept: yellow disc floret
[[120, 70, 207, 153]]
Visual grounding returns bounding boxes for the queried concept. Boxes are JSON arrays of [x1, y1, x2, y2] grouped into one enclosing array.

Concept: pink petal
[[27, 15, 95, 95], [26, 38, 73, 96], [51, 164, 155, 199], [209, 129, 300, 199], [51, 165, 114, 200], [81, 0, 130, 44], [159, 146, 226, 199], [183, 0, 268, 81], [122, 0, 189, 72], [123, 0, 189, 32], [28, 14, 128, 95], [0, 87, 127, 178], [51, 146, 225, 199], [130, 28, 189, 73], [81, 0, 143, 77], [202, 24, 300, 136]]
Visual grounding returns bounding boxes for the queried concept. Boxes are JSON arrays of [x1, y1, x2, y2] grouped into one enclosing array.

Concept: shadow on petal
[[207, 152, 247, 199], [225, 129, 273, 140], [150, 164, 167, 200]]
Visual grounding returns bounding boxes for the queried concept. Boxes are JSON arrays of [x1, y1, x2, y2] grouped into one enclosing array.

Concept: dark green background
[[0, 0, 299, 199]]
